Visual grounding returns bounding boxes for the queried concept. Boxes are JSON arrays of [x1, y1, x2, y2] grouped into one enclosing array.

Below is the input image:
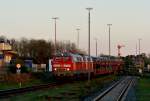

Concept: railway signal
[[16, 64, 21, 69], [16, 63, 22, 87], [16, 64, 21, 74]]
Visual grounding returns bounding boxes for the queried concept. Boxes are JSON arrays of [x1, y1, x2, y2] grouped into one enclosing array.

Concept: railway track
[[0, 75, 110, 99], [92, 76, 135, 101], [0, 82, 58, 98], [0, 76, 83, 99]]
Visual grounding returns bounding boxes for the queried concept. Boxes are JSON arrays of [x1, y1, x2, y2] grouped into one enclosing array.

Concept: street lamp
[[107, 24, 112, 57], [52, 17, 59, 54], [94, 38, 98, 57], [76, 28, 80, 48], [138, 38, 142, 74], [107, 24, 112, 70], [138, 38, 142, 55], [86, 7, 93, 82], [136, 43, 137, 55]]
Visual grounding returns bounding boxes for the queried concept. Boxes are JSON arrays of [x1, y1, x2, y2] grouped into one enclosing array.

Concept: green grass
[[136, 75, 150, 101], [0, 79, 42, 90], [0, 83, 19, 90], [1, 75, 117, 101]]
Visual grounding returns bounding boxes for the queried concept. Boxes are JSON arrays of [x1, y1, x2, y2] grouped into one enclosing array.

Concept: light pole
[[52, 17, 59, 54], [138, 38, 142, 72], [138, 38, 142, 55], [136, 43, 137, 55], [86, 7, 93, 82], [76, 28, 80, 48], [107, 24, 112, 70], [94, 38, 98, 57], [107, 24, 112, 57]]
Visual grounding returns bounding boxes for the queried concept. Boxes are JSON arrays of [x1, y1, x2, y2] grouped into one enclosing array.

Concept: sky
[[0, 0, 150, 56]]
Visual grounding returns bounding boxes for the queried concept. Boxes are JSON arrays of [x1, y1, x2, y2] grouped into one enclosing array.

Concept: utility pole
[[86, 7, 93, 82], [52, 17, 59, 54]]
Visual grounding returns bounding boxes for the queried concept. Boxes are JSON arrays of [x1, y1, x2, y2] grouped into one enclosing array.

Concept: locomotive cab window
[[55, 57, 62, 61], [63, 57, 70, 62]]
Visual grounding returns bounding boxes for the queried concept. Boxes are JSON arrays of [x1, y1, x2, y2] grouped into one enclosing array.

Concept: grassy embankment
[[136, 73, 150, 101], [0, 73, 53, 90], [0, 79, 42, 90], [2, 75, 117, 101]]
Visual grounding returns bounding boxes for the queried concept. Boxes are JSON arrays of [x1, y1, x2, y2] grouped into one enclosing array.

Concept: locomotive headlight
[[67, 68, 70, 71], [54, 68, 57, 71]]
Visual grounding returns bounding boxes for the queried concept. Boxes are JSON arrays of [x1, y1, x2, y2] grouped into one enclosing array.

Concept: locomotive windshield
[[54, 52, 73, 62], [55, 52, 72, 57]]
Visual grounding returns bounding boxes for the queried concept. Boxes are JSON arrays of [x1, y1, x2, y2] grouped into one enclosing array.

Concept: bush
[[32, 72, 54, 83], [5, 73, 32, 83], [7, 65, 16, 73]]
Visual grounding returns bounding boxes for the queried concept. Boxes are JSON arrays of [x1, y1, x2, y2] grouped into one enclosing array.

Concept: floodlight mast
[[52, 17, 59, 54], [86, 7, 93, 82]]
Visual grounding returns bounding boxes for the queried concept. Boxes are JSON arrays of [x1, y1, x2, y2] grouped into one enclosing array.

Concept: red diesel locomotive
[[52, 52, 123, 76]]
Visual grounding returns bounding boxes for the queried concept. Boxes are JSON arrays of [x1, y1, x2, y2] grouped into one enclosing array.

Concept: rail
[[0, 82, 57, 98], [92, 76, 134, 101]]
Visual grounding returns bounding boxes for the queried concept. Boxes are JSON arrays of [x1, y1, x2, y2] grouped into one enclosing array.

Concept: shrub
[[32, 72, 54, 83]]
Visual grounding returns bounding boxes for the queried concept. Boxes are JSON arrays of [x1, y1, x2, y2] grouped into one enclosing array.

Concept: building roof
[[3, 50, 17, 55]]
